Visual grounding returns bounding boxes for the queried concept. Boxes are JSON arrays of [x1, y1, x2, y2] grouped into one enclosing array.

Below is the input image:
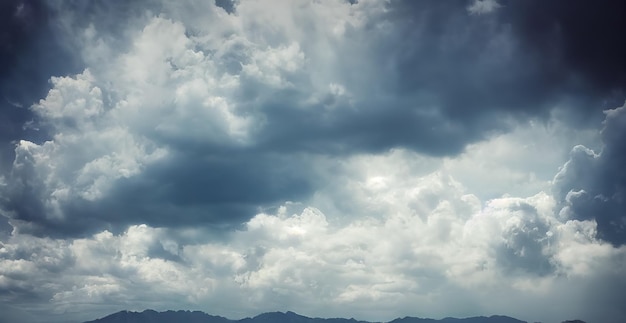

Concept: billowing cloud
[[554, 103, 626, 245], [0, 0, 79, 169], [1, 174, 625, 322], [0, 1, 625, 323], [3, 0, 623, 236]]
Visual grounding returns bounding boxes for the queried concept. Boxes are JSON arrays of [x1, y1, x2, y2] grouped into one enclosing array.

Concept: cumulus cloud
[[0, 0, 79, 172], [4, 109, 626, 321], [1, 69, 167, 235], [0, 1, 625, 323], [1, 174, 625, 322], [4, 0, 622, 237], [441, 116, 599, 200], [554, 102, 626, 245]]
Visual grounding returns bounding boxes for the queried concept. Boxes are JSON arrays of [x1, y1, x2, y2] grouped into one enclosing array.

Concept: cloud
[[0, 13, 316, 236], [0, 1, 625, 323], [1, 69, 168, 236], [498, 0, 626, 111], [441, 116, 599, 200], [0, 0, 79, 172], [3, 0, 623, 237], [467, 0, 501, 15], [6, 108, 625, 321], [1, 174, 625, 322], [554, 102, 626, 245]]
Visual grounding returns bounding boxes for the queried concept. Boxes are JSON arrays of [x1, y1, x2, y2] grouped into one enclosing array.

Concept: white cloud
[[467, 0, 501, 15], [1, 0, 390, 234], [443, 117, 600, 200], [7, 68, 167, 225], [242, 43, 306, 88], [3, 161, 626, 322], [31, 70, 103, 123], [1, 1, 625, 323]]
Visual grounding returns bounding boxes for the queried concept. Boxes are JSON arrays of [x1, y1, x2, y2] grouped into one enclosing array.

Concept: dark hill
[[388, 315, 525, 323], [84, 310, 588, 323], [83, 310, 529, 323], [84, 309, 231, 323]]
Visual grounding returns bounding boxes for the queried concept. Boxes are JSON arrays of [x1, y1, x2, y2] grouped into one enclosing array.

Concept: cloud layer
[[2, 0, 624, 237], [2, 178, 625, 322], [0, 1, 625, 322]]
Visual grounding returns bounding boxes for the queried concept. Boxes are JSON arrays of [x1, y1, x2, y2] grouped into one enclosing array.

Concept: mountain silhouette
[[83, 310, 537, 323], [84, 310, 590, 323]]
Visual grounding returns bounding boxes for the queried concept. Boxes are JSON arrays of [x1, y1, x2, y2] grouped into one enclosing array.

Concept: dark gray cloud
[[251, 93, 489, 156], [0, 0, 624, 239], [3, 147, 314, 237], [214, 0, 236, 14], [2, 2, 626, 322], [501, 0, 625, 99], [554, 103, 626, 246], [0, 0, 78, 169], [389, 0, 624, 122], [249, 0, 625, 155]]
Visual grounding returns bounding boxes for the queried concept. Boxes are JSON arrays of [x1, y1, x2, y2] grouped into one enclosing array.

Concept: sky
[[0, 0, 625, 322]]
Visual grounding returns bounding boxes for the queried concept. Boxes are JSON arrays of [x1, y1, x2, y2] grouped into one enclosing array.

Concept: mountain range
[[83, 310, 585, 323]]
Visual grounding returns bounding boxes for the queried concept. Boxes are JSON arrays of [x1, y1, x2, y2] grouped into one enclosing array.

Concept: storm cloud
[[0, 1, 625, 323], [554, 103, 626, 246]]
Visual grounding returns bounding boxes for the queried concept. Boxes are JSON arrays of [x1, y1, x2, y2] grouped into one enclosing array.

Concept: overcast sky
[[0, 0, 625, 322]]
